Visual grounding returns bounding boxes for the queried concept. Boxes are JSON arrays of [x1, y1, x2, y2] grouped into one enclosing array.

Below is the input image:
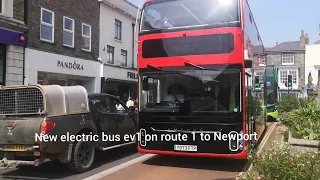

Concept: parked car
[[0, 84, 137, 173]]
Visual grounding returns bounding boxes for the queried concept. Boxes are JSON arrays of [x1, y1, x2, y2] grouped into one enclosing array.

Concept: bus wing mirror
[[245, 60, 253, 68], [142, 78, 149, 91]]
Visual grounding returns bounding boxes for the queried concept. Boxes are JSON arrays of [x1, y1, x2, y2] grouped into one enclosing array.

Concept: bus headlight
[[229, 131, 239, 151]]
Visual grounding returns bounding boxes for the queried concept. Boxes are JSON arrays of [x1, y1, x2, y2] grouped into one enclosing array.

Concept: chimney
[[276, 42, 278, 46], [305, 33, 309, 44], [300, 30, 305, 45]]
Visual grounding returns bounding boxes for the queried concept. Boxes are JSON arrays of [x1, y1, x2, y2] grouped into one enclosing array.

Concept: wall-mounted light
[[19, 34, 26, 42]]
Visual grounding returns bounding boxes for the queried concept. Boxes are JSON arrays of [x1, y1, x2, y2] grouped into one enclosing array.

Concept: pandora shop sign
[[57, 60, 84, 70]]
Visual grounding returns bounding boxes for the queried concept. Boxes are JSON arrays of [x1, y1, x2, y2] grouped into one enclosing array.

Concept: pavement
[[0, 123, 277, 180], [0, 146, 141, 180], [263, 123, 286, 150]]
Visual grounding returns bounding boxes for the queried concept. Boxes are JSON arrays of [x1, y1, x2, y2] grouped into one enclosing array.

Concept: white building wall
[[99, 0, 138, 69], [25, 48, 101, 93], [305, 44, 320, 85]]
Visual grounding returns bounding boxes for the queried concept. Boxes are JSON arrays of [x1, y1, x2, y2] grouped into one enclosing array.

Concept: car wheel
[[68, 140, 95, 173]]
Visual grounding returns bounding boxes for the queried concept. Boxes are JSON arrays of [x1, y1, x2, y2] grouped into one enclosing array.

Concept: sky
[[128, 0, 320, 47]]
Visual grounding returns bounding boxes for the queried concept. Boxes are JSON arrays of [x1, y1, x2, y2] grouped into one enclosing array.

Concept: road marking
[[257, 122, 278, 153], [84, 123, 278, 180], [237, 122, 278, 178], [82, 154, 155, 180]]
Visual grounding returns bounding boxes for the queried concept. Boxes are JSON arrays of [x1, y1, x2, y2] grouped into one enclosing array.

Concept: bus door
[[245, 73, 255, 151]]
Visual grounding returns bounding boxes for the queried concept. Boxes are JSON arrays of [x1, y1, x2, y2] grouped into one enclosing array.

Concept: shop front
[[25, 48, 101, 93], [0, 27, 26, 86], [102, 65, 137, 103]]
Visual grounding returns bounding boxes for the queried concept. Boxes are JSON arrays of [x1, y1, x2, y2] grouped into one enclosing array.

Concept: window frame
[[89, 95, 111, 113], [82, 23, 92, 52], [288, 70, 297, 84], [121, 49, 127, 67], [279, 70, 298, 85], [107, 45, 114, 64], [256, 71, 264, 83], [40, 7, 55, 43], [259, 57, 266, 66], [0, 0, 4, 14], [63, 16, 75, 48], [115, 19, 122, 40], [108, 96, 128, 113], [281, 54, 294, 65]]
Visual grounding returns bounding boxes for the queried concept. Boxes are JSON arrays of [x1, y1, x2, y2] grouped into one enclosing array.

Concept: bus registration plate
[[174, 145, 197, 152]]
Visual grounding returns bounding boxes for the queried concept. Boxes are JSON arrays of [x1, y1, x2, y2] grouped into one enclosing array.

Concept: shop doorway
[[102, 79, 137, 103], [105, 86, 118, 97]]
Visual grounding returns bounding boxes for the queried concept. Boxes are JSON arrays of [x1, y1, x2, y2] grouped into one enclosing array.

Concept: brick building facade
[[24, 0, 102, 93], [253, 30, 308, 97], [0, 0, 27, 86]]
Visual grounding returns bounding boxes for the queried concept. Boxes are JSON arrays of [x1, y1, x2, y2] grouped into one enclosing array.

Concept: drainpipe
[[22, 0, 28, 85], [22, 43, 25, 85], [132, 23, 135, 69]]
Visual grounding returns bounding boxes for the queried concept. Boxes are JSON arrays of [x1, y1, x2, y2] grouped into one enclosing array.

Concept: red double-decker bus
[[136, 0, 267, 159]]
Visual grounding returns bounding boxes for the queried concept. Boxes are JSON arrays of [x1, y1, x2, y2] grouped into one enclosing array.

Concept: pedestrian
[[126, 97, 135, 108]]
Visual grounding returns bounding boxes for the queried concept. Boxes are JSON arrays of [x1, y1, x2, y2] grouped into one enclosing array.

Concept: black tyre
[[68, 140, 95, 173], [267, 116, 277, 122]]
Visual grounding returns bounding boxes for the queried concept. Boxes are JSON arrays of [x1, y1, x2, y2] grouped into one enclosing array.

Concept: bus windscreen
[[140, 66, 241, 113], [140, 0, 240, 33]]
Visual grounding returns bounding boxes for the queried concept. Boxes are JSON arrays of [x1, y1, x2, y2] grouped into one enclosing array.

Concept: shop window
[[82, 23, 91, 52], [37, 72, 93, 89], [63, 16, 74, 47], [40, 8, 55, 42], [0, 0, 3, 14], [121, 49, 127, 67]]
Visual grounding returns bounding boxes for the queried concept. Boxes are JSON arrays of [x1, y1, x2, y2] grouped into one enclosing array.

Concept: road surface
[[0, 122, 276, 180], [0, 147, 246, 180]]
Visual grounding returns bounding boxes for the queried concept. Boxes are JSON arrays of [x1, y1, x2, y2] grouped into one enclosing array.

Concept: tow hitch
[[0, 156, 45, 169]]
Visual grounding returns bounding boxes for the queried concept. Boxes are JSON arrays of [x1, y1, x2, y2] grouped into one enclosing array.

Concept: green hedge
[[238, 143, 320, 180], [281, 100, 320, 141], [277, 94, 300, 114], [246, 95, 262, 118]]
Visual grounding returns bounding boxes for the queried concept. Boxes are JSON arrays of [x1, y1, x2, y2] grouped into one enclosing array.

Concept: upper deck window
[[142, 33, 234, 58], [140, 0, 240, 34]]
